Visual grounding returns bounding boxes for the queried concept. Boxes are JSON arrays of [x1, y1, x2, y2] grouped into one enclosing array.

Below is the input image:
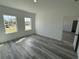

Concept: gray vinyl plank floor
[[0, 33, 77, 59]]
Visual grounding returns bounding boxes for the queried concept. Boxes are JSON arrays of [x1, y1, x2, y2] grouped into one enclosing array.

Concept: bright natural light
[[3, 15, 17, 34], [24, 17, 32, 31]]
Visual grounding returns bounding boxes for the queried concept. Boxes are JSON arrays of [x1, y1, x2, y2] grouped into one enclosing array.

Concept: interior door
[[72, 20, 78, 32]]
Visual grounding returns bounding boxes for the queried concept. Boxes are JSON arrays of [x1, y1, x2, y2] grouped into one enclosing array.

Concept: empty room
[[0, 0, 79, 59]]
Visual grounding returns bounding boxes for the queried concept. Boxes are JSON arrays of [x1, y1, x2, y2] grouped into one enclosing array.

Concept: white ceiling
[[0, 0, 79, 15]]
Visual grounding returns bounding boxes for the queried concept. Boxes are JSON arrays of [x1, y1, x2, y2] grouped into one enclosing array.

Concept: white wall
[[35, 0, 79, 40], [36, 12, 63, 40], [63, 16, 77, 32], [0, 5, 35, 43]]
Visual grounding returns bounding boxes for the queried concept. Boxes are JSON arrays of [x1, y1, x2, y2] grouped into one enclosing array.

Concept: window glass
[[24, 17, 32, 31], [3, 15, 17, 34]]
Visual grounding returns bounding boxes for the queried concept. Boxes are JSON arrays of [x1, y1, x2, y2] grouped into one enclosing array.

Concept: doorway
[[72, 20, 78, 33], [63, 16, 77, 45]]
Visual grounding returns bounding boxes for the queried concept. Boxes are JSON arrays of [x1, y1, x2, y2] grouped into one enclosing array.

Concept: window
[[24, 17, 32, 31], [3, 15, 17, 34]]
